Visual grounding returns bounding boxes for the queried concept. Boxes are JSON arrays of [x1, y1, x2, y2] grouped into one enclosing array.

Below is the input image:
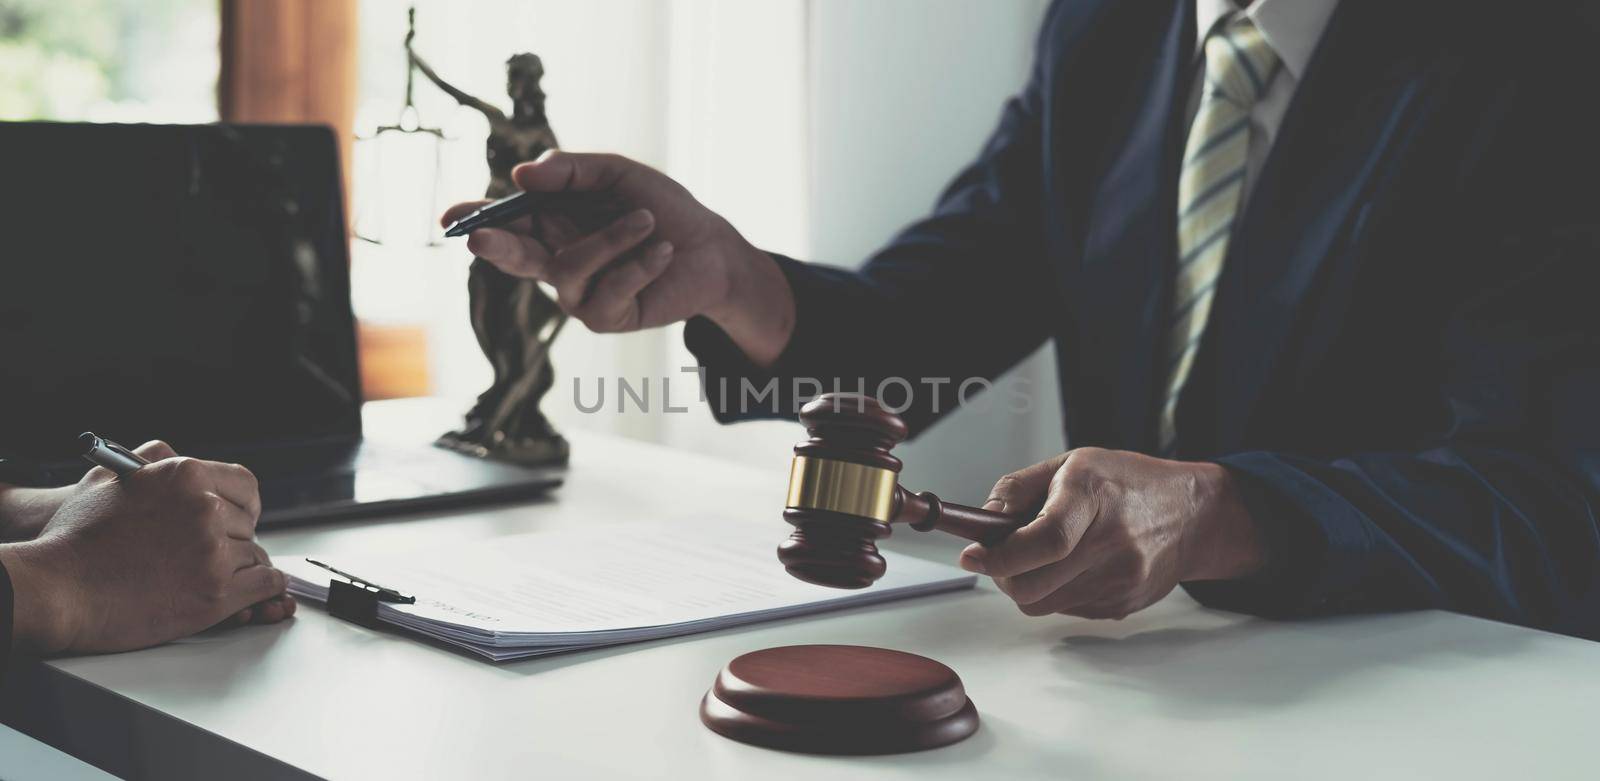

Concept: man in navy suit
[[444, 0, 1600, 638]]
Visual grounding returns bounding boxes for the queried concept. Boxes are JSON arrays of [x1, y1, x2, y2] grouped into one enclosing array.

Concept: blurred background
[[0, 0, 1062, 504]]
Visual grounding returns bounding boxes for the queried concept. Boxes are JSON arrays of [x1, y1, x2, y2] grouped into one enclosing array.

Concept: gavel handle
[[895, 489, 1022, 546]]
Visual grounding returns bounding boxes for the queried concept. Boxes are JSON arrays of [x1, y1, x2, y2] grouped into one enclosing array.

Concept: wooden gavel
[[779, 393, 1025, 589]]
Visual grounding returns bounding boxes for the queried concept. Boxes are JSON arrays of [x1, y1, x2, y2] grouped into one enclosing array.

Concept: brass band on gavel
[[785, 456, 898, 522]]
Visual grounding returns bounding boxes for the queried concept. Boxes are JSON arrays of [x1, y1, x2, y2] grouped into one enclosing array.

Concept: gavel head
[[779, 393, 908, 589]]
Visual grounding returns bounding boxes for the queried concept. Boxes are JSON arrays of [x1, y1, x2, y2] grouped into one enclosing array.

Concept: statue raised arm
[[407, 49, 509, 126]]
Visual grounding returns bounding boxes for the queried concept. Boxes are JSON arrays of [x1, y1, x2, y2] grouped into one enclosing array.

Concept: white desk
[[5, 399, 1598, 780]]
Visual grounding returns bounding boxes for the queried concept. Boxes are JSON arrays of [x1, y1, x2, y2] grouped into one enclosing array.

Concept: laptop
[[0, 122, 563, 525]]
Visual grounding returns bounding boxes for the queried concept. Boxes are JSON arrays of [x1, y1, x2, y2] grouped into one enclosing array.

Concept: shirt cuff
[[1181, 451, 1375, 618]]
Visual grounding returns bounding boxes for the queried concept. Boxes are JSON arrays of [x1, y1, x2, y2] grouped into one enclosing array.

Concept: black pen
[[443, 189, 619, 237], [79, 432, 149, 477]]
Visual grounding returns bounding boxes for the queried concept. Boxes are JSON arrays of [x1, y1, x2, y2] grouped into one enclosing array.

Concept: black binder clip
[[306, 558, 415, 628]]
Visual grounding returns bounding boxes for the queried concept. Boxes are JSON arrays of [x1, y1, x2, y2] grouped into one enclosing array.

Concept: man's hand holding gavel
[[443, 152, 1271, 621], [960, 448, 1268, 620]]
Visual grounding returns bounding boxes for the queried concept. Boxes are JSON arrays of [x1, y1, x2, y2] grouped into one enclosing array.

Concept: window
[[0, 0, 218, 122]]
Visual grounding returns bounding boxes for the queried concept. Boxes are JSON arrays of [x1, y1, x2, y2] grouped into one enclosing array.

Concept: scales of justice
[[372, 8, 574, 467]]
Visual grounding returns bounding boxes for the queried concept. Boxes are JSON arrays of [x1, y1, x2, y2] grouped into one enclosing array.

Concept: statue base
[[435, 428, 570, 468]]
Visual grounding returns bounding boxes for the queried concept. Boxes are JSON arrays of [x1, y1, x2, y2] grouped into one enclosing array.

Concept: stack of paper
[[284, 520, 975, 661]]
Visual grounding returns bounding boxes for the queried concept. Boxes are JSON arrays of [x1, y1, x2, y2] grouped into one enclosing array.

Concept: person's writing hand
[[0, 441, 294, 655], [440, 151, 795, 366], [959, 448, 1266, 619]]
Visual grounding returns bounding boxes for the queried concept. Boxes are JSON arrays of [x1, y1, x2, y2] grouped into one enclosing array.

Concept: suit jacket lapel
[[1208, 1, 1440, 452], [1072, 0, 1193, 451]]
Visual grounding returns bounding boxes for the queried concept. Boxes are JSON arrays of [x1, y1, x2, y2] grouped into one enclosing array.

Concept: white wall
[[806, 0, 1063, 504]]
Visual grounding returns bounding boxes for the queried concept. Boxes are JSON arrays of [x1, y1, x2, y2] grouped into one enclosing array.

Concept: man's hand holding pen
[[440, 150, 797, 369], [0, 440, 294, 655]]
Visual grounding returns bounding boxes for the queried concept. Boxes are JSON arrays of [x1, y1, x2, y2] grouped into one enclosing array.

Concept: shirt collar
[[1193, 0, 1340, 80]]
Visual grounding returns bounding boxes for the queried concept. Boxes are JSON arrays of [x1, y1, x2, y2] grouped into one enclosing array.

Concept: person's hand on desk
[[959, 448, 1268, 620], [440, 151, 797, 367], [0, 441, 294, 656]]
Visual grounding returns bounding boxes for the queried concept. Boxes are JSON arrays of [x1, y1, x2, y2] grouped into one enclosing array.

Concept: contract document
[[284, 520, 976, 661]]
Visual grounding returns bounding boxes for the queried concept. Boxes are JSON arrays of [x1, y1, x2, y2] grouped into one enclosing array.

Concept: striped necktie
[[1158, 16, 1281, 455]]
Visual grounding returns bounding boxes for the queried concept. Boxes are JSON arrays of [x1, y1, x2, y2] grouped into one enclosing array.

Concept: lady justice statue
[[408, 35, 570, 466]]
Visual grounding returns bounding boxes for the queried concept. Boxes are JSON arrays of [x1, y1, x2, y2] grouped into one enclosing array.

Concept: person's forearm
[[702, 244, 796, 370], [1201, 446, 1600, 632], [0, 541, 77, 655]]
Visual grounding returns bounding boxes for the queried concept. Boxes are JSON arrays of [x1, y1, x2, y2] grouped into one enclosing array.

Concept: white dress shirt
[[1188, 0, 1341, 211]]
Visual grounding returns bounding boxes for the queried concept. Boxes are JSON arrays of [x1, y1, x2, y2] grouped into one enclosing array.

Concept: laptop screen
[[0, 123, 363, 460]]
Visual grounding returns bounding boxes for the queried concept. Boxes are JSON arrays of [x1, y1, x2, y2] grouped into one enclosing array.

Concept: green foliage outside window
[[0, 0, 215, 121]]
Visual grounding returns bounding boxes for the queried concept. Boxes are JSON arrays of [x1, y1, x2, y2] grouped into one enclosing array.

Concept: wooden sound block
[[700, 645, 979, 755]]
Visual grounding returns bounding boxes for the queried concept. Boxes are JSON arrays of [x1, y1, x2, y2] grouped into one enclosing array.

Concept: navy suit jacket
[[687, 0, 1600, 638]]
